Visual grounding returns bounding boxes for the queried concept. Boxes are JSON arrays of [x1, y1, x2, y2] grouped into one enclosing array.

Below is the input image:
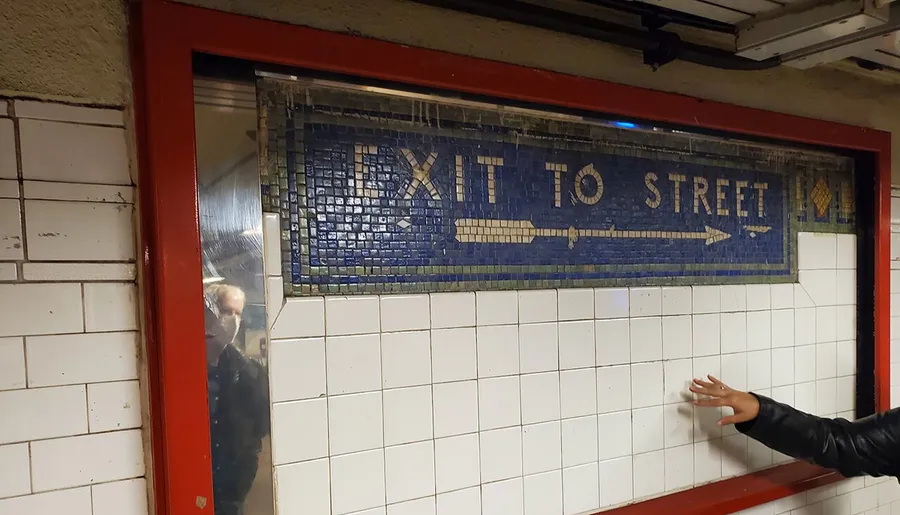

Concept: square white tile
[[276, 459, 331, 515], [596, 365, 631, 414], [721, 351, 748, 391], [663, 359, 692, 405], [661, 286, 691, 316], [597, 411, 632, 461], [630, 317, 662, 362], [560, 368, 597, 418], [630, 287, 662, 317], [325, 296, 380, 336], [383, 386, 433, 446], [519, 289, 558, 323], [434, 434, 480, 493], [693, 440, 722, 484], [381, 295, 430, 332], [599, 456, 634, 507], [328, 391, 384, 455], [663, 402, 693, 448], [436, 487, 480, 515], [798, 232, 837, 270], [326, 334, 382, 395], [524, 470, 563, 515], [816, 342, 838, 379], [269, 337, 326, 403], [594, 288, 629, 319], [835, 305, 856, 341], [631, 361, 664, 408], [816, 306, 838, 343], [692, 286, 720, 314], [632, 406, 664, 454], [720, 285, 747, 313], [476, 290, 518, 326], [746, 310, 772, 351], [431, 328, 476, 383], [519, 322, 559, 374], [558, 320, 595, 370], [563, 463, 600, 515], [476, 324, 519, 377], [330, 449, 386, 514], [480, 427, 523, 482], [481, 477, 524, 515], [381, 330, 431, 388], [771, 283, 794, 310], [558, 288, 594, 321], [746, 284, 771, 311], [664, 444, 694, 492], [771, 309, 795, 348], [772, 347, 795, 387], [561, 415, 598, 467], [430, 292, 475, 329], [520, 372, 561, 424], [747, 349, 772, 391], [720, 312, 747, 354], [432, 381, 479, 438], [271, 399, 328, 465], [478, 376, 521, 430], [270, 298, 325, 339], [795, 344, 817, 383], [662, 315, 692, 360], [721, 434, 749, 478], [523, 421, 562, 475], [595, 318, 630, 366], [385, 441, 435, 503], [632, 450, 665, 498], [692, 314, 721, 356]]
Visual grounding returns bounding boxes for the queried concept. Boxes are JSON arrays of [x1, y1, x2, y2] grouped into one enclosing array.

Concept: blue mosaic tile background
[[259, 81, 855, 295]]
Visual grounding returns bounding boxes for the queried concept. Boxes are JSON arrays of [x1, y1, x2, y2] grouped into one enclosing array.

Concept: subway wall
[[0, 101, 147, 515], [0, 1, 899, 515]]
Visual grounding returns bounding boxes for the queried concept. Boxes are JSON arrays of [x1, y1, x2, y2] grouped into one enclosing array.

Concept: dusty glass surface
[[195, 78, 274, 515]]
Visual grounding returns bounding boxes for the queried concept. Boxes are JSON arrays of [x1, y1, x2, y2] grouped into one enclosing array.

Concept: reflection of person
[[691, 375, 899, 477], [205, 284, 271, 515]]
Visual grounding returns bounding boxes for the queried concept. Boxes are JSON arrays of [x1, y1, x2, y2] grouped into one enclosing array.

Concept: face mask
[[220, 314, 241, 343]]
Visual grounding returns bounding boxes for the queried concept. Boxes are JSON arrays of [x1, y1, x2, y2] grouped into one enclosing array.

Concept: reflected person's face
[[218, 293, 245, 344]]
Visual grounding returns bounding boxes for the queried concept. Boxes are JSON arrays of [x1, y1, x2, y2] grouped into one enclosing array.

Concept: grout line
[[11, 102, 27, 267]]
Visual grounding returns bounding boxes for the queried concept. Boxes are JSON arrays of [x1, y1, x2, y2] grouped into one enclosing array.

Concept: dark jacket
[[737, 394, 900, 478], [209, 344, 270, 511]]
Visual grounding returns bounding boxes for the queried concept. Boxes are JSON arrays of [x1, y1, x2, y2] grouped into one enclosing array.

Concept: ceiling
[[411, 0, 900, 72], [637, 0, 900, 68]]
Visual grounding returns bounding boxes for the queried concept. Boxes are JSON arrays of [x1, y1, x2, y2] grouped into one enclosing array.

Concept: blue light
[[612, 121, 637, 129]]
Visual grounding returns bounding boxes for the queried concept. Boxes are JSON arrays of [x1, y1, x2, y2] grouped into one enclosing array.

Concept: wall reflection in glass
[[195, 78, 274, 515]]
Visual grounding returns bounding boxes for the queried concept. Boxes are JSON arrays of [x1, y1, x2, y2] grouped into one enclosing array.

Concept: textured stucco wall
[[0, 0, 896, 170], [0, 0, 128, 105]]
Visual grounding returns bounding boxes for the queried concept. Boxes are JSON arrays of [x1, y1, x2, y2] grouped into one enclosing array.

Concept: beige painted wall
[[1, 0, 896, 175]]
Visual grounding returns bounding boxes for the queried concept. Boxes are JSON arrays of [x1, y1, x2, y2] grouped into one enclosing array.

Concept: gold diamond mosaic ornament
[[811, 178, 832, 218]]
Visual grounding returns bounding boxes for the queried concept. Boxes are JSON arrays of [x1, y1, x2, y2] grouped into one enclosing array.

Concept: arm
[[735, 394, 900, 478]]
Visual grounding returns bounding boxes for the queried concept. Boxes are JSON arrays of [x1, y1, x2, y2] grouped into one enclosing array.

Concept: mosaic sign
[[259, 81, 855, 295]]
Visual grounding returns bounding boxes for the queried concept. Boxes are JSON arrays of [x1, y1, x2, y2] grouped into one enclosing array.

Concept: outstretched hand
[[690, 375, 760, 426]]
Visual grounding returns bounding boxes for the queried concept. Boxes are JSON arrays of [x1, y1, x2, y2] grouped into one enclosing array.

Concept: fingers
[[693, 398, 726, 407], [718, 413, 747, 426], [690, 381, 727, 398], [707, 375, 726, 387]]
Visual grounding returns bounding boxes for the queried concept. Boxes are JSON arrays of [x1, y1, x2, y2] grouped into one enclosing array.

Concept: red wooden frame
[[131, 1, 892, 514]]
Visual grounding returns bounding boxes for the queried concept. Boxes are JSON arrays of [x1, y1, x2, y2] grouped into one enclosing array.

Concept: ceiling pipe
[[408, 0, 782, 70]]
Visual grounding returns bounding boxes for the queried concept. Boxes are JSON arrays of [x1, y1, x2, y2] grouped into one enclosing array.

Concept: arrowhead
[[704, 226, 731, 245]]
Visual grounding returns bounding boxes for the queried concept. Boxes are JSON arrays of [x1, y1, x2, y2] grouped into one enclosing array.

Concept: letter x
[[399, 148, 441, 200]]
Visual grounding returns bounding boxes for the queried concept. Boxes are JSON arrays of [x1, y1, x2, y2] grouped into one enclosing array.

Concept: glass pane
[[195, 78, 274, 515]]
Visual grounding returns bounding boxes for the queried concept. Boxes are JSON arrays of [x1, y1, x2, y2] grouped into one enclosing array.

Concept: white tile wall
[[266, 222, 862, 514], [0, 101, 145, 515]]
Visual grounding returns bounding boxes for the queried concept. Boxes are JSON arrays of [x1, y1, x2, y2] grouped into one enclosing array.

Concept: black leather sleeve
[[735, 394, 900, 478]]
